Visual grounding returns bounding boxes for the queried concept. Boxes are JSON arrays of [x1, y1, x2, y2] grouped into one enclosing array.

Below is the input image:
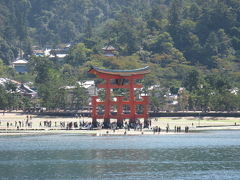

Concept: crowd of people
[[1, 115, 33, 129], [153, 124, 190, 133], [0, 113, 191, 133]]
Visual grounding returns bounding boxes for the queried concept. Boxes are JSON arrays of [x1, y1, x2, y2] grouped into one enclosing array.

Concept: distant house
[[33, 43, 71, 59], [61, 80, 97, 109], [63, 81, 97, 97], [0, 78, 9, 86], [0, 78, 21, 86], [77, 80, 97, 96], [34, 48, 68, 59], [230, 87, 239, 95], [102, 45, 116, 56], [18, 84, 37, 98], [12, 59, 28, 73], [49, 53, 68, 59], [0, 78, 37, 98], [33, 49, 45, 57]]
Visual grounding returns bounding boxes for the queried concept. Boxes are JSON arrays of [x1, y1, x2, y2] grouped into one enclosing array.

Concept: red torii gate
[[88, 66, 150, 128]]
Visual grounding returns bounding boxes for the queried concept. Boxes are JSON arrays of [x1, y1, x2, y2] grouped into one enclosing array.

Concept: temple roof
[[12, 59, 28, 64], [89, 66, 150, 76], [102, 45, 115, 51]]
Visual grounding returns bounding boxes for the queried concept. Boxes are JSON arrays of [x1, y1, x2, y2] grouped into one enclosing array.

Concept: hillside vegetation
[[1, 0, 240, 111]]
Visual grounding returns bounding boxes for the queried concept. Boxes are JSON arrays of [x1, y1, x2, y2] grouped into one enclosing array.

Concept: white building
[[12, 59, 28, 73], [77, 80, 97, 96]]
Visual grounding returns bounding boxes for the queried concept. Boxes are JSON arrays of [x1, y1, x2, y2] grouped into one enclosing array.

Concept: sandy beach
[[0, 112, 240, 136]]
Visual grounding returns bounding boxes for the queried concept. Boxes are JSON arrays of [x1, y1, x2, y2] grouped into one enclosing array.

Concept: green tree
[[187, 3, 201, 21], [178, 89, 189, 111], [182, 70, 201, 92], [21, 96, 32, 111], [210, 92, 238, 112], [0, 85, 8, 110], [149, 88, 167, 112], [216, 29, 235, 58], [66, 43, 92, 66], [55, 88, 67, 110], [28, 56, 54, 84], [144, 32, 174, 54], [168, 0, 183, 47], [38, 68, 63, 109], [0, 39, 17, 65], [0, 59, 12, 77], [73, 84, 88, 110]]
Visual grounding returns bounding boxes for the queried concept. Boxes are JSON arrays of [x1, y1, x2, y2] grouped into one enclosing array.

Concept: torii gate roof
[[88, 66, 150, 77]]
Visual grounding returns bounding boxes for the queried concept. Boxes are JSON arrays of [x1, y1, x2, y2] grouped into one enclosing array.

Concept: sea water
[[0, 130, 240, 180]]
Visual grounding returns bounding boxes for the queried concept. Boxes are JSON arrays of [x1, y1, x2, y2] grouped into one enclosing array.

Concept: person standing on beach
[[26, 119, 29, 127], [166, 126, 169, 133], [158, 127, 161, 133]]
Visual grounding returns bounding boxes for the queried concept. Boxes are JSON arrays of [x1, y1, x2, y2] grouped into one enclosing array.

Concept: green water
[[0, 130, 240, 180]]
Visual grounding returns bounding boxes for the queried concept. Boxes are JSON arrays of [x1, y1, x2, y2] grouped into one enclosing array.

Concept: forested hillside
[[0, 0, 239, 65], [1, 0, 240, 111]]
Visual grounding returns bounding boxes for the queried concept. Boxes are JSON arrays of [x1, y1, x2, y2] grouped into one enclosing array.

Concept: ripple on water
[[0, 130, 240, 180]]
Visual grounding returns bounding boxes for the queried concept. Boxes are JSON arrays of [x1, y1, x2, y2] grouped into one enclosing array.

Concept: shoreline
[[0, 112, 240, 136], [0, 125, 240, 136]]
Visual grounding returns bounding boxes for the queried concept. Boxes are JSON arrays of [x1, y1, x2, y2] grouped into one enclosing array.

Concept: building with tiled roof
[[12, 59, 28, 73]]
